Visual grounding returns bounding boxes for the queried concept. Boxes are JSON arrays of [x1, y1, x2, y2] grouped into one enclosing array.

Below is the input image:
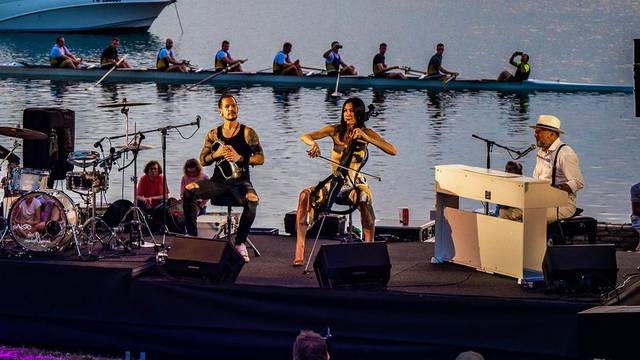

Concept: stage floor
[[225, 234, 638, 301]]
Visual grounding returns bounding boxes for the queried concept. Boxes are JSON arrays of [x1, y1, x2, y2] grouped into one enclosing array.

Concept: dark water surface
[[0, 0, 638, 227]]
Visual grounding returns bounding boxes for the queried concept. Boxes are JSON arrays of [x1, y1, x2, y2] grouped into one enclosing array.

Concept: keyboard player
[[529, 115, 584, 222]]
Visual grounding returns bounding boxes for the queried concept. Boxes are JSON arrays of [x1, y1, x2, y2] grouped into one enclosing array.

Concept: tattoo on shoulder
[[209, 129, 218, 142], [247, 128, 263, 154]]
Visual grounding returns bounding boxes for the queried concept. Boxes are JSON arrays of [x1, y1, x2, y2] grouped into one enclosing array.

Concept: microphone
[[195, 114, 201, 128], [93, 137, 104, 148], [516, 144, 537, 159], [107, 147, 116, 169]]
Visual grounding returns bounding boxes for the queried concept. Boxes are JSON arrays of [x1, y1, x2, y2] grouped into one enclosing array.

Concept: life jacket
[[215, 50, 229, 71], [156, 48, 174, 70], [514, 62, 530, 81], [325, 51, 342, 73]]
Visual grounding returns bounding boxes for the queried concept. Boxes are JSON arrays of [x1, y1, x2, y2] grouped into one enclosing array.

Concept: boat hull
[[0, 0, 174, 32], [0, 66, 633, 94]]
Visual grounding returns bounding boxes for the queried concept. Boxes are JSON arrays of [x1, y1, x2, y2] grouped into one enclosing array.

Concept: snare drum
[[7, 168, 49, 195], [67, 150, 99, 168], [9, 190, 77, 252], [65, 171, 108, 193]]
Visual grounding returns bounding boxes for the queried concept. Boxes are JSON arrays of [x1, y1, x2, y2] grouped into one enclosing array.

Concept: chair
[[210, 194, 261, 257]]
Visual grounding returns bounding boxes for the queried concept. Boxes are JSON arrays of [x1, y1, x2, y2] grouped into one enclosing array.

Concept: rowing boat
[[0, 64, 632, 94]]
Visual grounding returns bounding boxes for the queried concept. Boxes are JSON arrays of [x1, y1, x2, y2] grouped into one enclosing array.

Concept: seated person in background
[[292, 330, 330, 360], [273, 42, 303, 76], [497, 50, 530, 82], [631, 182, 640, 251], [156, 38, 188, 72], [215, 40, 246, 72], [180, 158, 209, 216], [100, 37, 131, 69], [323, 41, 357, 75], [12, 194, 44, 239], [496, 160, 524, 221], [425, 43, 458, 80], [372, 43, 405, 79], [50, 36, 82, 69], [137, 160, 170, 213]]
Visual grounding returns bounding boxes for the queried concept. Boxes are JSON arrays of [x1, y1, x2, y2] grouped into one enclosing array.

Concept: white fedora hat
[[529, 114, 565, 134]]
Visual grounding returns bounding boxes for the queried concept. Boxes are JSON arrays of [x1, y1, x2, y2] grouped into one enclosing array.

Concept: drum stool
[[210, 194, 261, 257]]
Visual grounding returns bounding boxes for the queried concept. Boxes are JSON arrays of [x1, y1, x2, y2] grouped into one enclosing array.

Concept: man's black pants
[[182, 177, 257, 244]]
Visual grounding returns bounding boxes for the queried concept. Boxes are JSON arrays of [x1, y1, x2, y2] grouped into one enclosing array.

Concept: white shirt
[[533, 138, 584, 204]]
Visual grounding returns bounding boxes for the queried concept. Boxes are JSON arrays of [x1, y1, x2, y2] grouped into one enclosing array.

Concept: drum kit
[[0, 100, 165, 259]]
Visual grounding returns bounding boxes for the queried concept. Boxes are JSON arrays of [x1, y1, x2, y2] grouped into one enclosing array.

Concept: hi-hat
[[98, 101, 153, 108], [115, 143, 155, 151], [0, 126, 47, 140]]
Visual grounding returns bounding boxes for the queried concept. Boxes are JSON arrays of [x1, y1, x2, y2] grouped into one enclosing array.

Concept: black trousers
[[183, 177, 257, 244]]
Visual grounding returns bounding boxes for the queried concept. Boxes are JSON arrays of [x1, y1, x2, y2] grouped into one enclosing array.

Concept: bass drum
[[9, 190, 77, 252], [102, 199, 133, 228]]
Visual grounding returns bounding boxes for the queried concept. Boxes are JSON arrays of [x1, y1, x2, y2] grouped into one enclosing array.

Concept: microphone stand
[[108, 116, 200, 248], [471, 134, 529, 215]]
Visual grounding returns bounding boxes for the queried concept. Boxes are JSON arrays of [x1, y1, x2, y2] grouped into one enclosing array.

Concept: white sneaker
[[235, 243, 250, 263]]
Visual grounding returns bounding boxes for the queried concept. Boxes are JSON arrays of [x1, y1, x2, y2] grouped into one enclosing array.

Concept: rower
[[100, 37, 131, 69], [323, 41, 357, 76], [273, 42, 302, 76], [49, 36, 82, 69], [215, 40, 245, 72], [372, 43, 405, 79], [497, 51, 531, 82], [425, 43, 459, 80], [156, 38, 188, 72]]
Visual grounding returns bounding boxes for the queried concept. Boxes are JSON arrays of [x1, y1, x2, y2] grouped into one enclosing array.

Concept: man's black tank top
[[214, 124, 253, 180]]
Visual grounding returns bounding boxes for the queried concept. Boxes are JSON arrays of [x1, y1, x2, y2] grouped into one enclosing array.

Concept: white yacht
[[0, 0, 176, 32]]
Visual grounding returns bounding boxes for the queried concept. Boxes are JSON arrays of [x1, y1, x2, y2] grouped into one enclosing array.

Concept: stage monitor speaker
[[313, 242, 391, 289], [543, 244, 618, 293], [23, 107, 75, 182], [165, 236, 244, 284]]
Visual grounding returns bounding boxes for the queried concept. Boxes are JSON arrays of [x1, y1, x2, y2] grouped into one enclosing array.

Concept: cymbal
[[0, 126, 47, 140], [115, 143, 155, 151], [98, 101, 153, 108]]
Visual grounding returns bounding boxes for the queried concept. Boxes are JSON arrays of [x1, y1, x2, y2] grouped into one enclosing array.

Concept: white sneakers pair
[[235, 243, 250, 263]]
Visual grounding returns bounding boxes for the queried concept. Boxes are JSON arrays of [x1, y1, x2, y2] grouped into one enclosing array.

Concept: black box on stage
[[554, 216, 597, 244], [23, 108, 75, 181], [165, 236, 244, 284], [374, 219, 435, 242], [578, 306, 639, 359], [313, 242, 391, 289], [542, 244, 617, 292], [283, 211, 346, 238]]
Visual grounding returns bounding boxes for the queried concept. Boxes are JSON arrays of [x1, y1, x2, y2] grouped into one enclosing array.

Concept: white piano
[[433, 164, 568, 282]]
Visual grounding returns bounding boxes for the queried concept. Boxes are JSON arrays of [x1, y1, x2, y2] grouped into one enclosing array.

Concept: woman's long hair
[[337, 97, 367, 140]]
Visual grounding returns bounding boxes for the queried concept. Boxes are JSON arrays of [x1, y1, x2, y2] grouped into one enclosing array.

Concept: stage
[[0, 235, 637, 359]]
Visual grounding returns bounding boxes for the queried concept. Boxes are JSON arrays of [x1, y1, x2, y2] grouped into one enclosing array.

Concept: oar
[[301, 66, 326, 72], [331, 71, 342, 97], [186, 61, 244, 91], [85, 55, 127, 90], [255, 67, 272, 73]]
